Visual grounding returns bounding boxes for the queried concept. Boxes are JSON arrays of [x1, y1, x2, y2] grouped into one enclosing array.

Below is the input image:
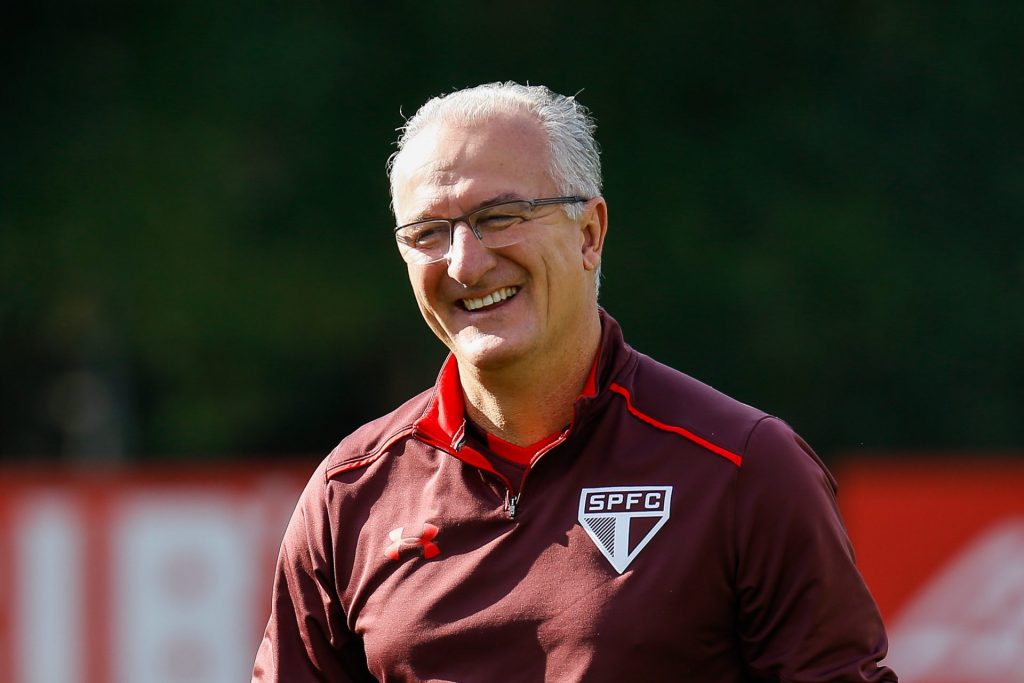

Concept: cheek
[[539, 238, 584, 284], [406, 266, 431, 296], [407, 267, 445, 318]]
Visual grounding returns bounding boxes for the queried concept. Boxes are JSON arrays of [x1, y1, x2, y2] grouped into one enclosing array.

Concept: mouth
[[460, 286, 519, 312]]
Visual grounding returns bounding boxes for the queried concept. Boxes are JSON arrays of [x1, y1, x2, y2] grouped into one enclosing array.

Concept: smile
[[462, 286, 519, 311]]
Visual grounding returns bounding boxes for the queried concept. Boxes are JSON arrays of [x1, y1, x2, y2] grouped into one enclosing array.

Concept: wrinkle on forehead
[[403, 191, 526, 225], [392, 112, 552, 221]]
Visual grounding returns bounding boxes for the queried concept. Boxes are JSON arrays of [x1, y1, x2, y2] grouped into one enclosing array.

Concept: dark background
[[3, 3, 1021, 465]]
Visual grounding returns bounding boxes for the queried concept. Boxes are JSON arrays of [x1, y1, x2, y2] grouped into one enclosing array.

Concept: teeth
[[463, 286, 518, 311]]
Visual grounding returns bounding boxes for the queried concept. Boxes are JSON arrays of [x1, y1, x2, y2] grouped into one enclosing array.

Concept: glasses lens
[[395, 221, 451, 264], [470, 201, 532, 249]]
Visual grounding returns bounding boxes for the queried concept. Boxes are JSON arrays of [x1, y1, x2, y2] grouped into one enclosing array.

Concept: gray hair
[[387, 82, 603, 220]]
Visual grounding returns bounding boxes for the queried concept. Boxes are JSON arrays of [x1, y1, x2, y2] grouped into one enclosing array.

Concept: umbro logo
[[384, 522, 440, 560], [579, 486, 672, 573]]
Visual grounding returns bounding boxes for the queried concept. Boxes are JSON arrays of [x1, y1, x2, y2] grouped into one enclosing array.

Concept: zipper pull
[[506, 492, 520, 519]]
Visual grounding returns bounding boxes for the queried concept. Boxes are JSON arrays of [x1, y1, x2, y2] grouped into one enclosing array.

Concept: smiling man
[[253, 83, 897, 682], [391, 105, 606, 450]]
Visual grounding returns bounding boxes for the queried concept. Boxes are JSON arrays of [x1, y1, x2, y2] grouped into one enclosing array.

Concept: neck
[[458, 311, 602, 446]]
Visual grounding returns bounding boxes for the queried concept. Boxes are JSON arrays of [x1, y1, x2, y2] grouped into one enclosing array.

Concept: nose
[[446, 221, 497, 285]]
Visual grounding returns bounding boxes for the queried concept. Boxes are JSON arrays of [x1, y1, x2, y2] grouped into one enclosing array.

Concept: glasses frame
[[394, 195, 588, 264]]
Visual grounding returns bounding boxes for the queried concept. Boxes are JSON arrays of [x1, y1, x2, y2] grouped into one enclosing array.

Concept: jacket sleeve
[[252, 461, 376, 682], [733, 417, 897, 682]]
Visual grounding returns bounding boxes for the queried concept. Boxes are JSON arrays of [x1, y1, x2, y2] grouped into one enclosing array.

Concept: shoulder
[[612, 351, 772, 465], [322, 386, 435, 479], [738, 415, 838, 504]]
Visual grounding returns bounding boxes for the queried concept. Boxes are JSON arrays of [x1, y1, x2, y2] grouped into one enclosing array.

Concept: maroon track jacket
[[253, 312, 896, 682]]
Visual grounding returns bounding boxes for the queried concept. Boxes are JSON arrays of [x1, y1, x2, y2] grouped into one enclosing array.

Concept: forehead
[[392, 112, 554, 221]]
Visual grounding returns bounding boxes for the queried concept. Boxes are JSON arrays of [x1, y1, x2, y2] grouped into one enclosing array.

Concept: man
[[253, 82, 896, 682]]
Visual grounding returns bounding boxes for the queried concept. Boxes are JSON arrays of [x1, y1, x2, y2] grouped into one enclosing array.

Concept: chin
[[452, 332, 531, 372]]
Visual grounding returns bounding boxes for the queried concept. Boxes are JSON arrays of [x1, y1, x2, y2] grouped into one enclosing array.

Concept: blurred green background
[[3, 2, 1021, 464]]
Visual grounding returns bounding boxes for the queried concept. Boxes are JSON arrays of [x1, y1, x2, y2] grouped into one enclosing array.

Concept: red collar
[[485, 430, 563, 466], [415, 345, 602, 467]]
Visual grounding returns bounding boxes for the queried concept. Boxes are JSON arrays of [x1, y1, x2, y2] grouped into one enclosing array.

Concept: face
[[391, 112, 607, 375]]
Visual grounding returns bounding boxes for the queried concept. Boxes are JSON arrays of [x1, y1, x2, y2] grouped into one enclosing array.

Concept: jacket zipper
[[509, 393, 599, 518], [417, 426, 572, 520], [456, 431, 524, 517], [504, 490, 520, 519], [415, 429, 520, 518], [501, 427, 573, 519]]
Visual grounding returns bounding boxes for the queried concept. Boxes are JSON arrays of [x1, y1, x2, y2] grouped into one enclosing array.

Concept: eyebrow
[[408, 193, 524, 223]]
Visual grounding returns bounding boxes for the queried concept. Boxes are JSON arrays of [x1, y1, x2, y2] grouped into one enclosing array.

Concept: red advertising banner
[[0, 464, 310, 683], [838, 457, 1024, 683], [2, 457, 1021, 683]]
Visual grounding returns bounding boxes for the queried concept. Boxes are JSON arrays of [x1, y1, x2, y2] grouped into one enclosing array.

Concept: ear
[[579, 197, 609, 272]]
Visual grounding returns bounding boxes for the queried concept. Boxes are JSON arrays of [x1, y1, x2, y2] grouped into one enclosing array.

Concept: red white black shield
[[578, 486, 673, 574]]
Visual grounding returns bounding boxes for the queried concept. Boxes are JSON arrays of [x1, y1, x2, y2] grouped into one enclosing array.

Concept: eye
[[399, 222, 449, 248], [473, 202, 531, 232], [476, 214, 520, 230]]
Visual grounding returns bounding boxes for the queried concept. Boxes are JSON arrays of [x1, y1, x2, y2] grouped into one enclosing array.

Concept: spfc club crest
[[578, 486, 672, 573]]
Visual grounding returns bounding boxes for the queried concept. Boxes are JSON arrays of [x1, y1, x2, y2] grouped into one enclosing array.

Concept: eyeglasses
[[393, 196, 587, 265]]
